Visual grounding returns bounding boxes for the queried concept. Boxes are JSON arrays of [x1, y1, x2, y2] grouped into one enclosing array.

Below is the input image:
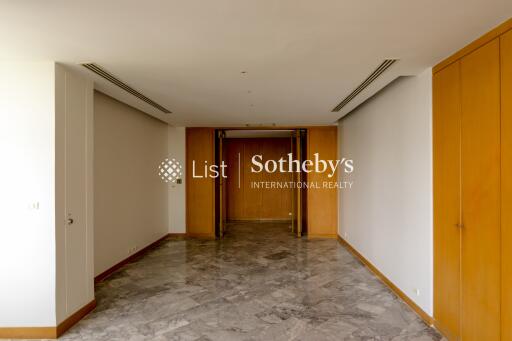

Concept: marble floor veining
[[56, 222, 441, 340]]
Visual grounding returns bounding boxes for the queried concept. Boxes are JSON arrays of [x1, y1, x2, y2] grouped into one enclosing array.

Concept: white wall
[[94, 91, 169, 276], [338, 70, 433, 314], [167, 127, 186, 233], [0, 62, 95, 327], [0, 62, 57, 326]]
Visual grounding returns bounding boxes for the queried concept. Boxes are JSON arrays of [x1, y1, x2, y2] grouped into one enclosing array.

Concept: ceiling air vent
[[331, 59, 398, 112], [81, 63, 171, 114]]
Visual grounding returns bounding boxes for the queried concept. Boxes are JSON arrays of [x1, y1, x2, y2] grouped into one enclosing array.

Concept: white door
[[64, 71, 93, 314]]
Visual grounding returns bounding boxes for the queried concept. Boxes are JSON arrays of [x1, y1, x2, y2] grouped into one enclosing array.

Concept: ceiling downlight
[[331, 59, 398, 112], [81, 63, 172, 114]]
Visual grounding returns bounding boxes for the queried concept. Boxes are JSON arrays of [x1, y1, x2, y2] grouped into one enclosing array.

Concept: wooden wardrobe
[[433, 19, 512, 341]]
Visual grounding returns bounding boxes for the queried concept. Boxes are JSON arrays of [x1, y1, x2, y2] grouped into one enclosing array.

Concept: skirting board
[[307, 233, 337, 239], [95, 233, 170, 283], [0, 299, 96, 339], [336, 235, 434, 327], [95, 232, 214, 284], [56, 300, 96, 337], [0, 326, 57, 339]]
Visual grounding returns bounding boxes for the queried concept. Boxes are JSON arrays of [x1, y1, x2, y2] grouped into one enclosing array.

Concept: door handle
[[67, 218, 74, 225]]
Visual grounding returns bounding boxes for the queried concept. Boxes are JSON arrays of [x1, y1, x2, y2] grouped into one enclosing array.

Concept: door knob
[[67, 218, 74, 225]]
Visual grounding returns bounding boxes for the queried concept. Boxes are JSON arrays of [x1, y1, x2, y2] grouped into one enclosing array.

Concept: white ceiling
[[1, 1, 511, 126]]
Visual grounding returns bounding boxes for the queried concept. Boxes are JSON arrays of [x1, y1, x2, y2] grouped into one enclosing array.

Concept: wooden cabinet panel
[[501, 29, 512, 341], [433, 19, 512, 341], [307, 127, 338, 237], [460, 38, 501, 341], [186, 128, 215, 236], [433, 61, 461, 340], [225, 138, 292, 220]]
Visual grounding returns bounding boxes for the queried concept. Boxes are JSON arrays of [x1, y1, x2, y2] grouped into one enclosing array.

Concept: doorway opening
[[214, 129, 308, 239]]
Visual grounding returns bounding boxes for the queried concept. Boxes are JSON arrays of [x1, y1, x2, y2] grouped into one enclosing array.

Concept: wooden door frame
[[214, 126, 307, 232], [185, 127, 216, 238]]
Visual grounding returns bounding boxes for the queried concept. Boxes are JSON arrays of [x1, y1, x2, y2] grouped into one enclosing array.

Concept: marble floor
[[55, 222, 441, 340]]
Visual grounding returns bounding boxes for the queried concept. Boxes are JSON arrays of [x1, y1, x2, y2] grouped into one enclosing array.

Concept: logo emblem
[[158, 157, 183, 183]]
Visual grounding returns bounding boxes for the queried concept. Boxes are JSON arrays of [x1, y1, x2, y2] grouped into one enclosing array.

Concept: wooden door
[[307, 126, 338, 238], [433, 61, 462, 341], [218, 131, 226, 237], [261, 139, 293, 219], [290, 136, 296, 233], [225, 139, 245, 220], [242, 139, 263, 219], [186, 128, 215, 237], [295, 130, 303, 237], [501, 29, 512, 341], [224, 138, 292, 221], [460, 38, 501, 341]]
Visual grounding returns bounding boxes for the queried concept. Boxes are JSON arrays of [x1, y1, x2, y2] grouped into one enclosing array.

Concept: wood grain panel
[[460, 39, 501, 341], [186, 128, 215, 236], [219, 134, 227, 236], [261, 139, 293, 219], [432, 61, 462, 341], [501, 29, 512, 341], [307, 127, 338, 237], [225, 139, 245, 220], [243, 139, 264, 219], [225, 138, 292, 220], [433, 18, 512, 74]]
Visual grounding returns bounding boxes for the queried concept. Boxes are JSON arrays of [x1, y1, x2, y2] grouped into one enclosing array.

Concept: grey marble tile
[[16, 222, 444, 341]]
